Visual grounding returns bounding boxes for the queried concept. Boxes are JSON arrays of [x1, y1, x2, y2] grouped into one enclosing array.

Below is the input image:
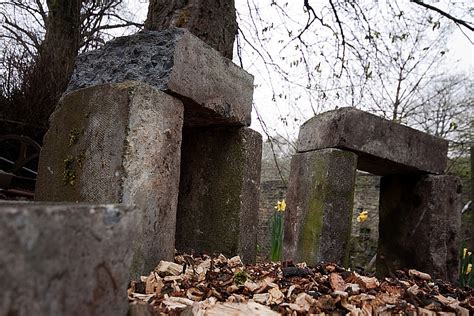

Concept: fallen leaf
[[204, 301, 279, 316], [155, 261, 183, 276], [329, 272, 346, 291], [268, 287, 284, 304], [244, 280, 259, 292], [252, 293, 270, 304], [145, 272, 163, 295], [228, 256, 243, 268], [408, 269, 431, 281]]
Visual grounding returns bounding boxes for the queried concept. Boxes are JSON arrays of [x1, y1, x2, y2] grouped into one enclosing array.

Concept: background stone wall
[[257, 180, 287, 262], [258, 141, 472, 268], [258, 166, 381, 266], [349, 172, 380, 270]]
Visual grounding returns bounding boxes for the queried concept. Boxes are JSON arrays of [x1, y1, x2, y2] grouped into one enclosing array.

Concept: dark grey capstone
[[297, 107, 448, 175], [67, 29, 183, 93], [0, 202, 140, 316], [377, 175, 462, 282], [67, 28, 253, 126]]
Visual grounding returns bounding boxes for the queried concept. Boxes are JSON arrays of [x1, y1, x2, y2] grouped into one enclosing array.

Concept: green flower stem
[[270, 211, 284, 262]]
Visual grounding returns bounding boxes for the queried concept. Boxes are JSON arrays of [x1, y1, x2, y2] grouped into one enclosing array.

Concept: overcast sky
[[126, 0, 472, 139]]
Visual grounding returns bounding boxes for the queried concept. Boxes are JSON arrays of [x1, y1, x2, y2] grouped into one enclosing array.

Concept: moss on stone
[[296, 149, 355, 266], [176, 127, 246, 257], [63, 155, 77, 186], [299, 196, 324, 264], [62, 151, 87, 186], [234, 271, 249, 285], [68, 128, 83, 146], [76, 151, 86, 168]]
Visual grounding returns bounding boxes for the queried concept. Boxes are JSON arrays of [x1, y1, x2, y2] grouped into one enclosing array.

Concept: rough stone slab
[[297, 107, 448, 175], [35, 81, 184, 277], [377, 175, 462, 282], [175, 127, 262, 263], [67, 28, 253, 126], [283, 149, 357, 266], [0, 202, 139, 316]]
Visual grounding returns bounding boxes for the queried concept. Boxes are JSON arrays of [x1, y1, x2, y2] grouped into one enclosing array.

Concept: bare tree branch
[[410, 0, 474, 32]]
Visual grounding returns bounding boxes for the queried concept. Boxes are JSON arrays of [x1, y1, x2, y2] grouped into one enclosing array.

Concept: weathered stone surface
[[175, 127, 262, 263], [129, 304, 153, 316], [67, 28, 253, 126], [283, 149, 357, 266], [297, 107, 448, 175], [377, 175, 462, 282], [350, 172, 380, 269], [0, 202, 139, 316], [35, 81, 184, 277]]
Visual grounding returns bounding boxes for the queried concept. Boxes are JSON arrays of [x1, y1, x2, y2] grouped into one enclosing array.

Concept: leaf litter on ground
[[128, 253, 473, 315]]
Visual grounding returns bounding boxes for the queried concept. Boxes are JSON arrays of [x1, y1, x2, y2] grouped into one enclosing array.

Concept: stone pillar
[[283, 148, 357, 266], [175, 127, 262, 263], [377, 175, 462, 282], [35, 81, 184, 277], [0, 202, 139, 316]]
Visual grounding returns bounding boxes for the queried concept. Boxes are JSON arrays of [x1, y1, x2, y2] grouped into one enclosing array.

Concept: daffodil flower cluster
[[270, 199, 286, 262], [275, 200, 286, 212], [459, 247, 473, 287], [356, 210, 368, 223]]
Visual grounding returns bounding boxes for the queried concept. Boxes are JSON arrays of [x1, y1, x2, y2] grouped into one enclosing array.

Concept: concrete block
[[283, 149, 357, 266], [0, 202, 139, 316], [35, 81, 184, 276], [377, 175, 462, 282], [297, 107, 448, 175], [67, 28, 253, 126], [175, 127, 262, 263]]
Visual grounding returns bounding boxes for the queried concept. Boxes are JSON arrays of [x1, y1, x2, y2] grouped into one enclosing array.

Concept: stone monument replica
[[34, 28, 262, 278], [283, 107, 461, 282]]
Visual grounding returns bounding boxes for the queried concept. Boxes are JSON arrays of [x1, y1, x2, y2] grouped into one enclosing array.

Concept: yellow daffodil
[[275, 200, 286, 212], [466, 263, 472, 274], [463, 248, 468, 259], [357, 210, 369, 223]]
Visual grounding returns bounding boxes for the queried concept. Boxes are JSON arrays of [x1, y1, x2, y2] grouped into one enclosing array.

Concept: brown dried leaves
[[128, 254, 474, 315]]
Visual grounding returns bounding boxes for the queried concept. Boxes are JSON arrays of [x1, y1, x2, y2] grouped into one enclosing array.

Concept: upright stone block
[[377, 175, 462, 282], [35, 81, 184, 276], [67, 28, 253, 126], [0, 202, 139, 316], [175, 127, 262, 263], [283, 148, 357, 266], [297, 107, 448, 175]]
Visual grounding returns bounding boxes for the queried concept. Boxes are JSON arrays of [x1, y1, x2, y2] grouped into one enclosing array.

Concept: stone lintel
[[297, 107, 448, 175], [283, 148, 357, 266], [67, 28, 253, 127], [0, 202, 139, 316], [35, 81, 184, 276], [175, 127, 262, 263], [377, 174, 462, 282]]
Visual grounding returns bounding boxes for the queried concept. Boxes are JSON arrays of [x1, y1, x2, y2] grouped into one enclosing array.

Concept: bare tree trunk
[[21, 0, 81, 128], [145, 0, 237, 59]]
